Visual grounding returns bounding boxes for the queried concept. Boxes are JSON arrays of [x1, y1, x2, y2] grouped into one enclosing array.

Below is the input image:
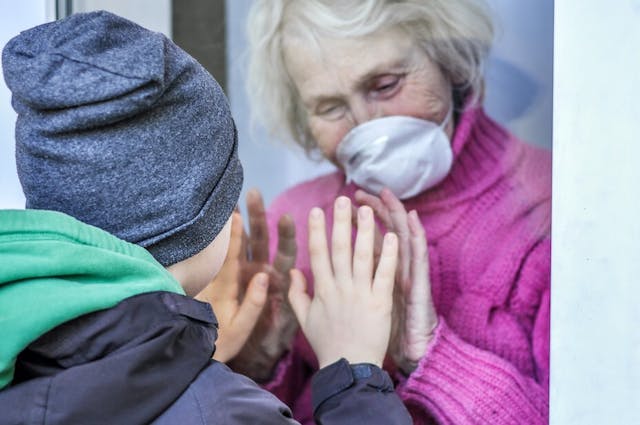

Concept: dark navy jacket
[[0, 292, 411, 424]]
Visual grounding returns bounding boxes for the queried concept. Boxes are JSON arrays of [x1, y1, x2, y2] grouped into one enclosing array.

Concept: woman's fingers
[[331, 196, 353, 285], [308, 207, 333, 296], [273, 214, 297, 277], [407, 210, 437, 331], [288, 269, 311, 328], [355, 189, 392, 228], [408, 210, 429, 288], [380, 188, 411, 286], [246, 188, 270, 263], [352, 206, 375, 288]]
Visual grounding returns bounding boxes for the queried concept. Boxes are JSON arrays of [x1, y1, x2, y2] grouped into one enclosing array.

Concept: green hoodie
[[0, 209, 185, 389]]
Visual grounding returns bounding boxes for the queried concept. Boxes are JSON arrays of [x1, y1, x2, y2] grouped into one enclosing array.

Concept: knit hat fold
[[2, 10, 243, 266], [3, 12, 165, 115]]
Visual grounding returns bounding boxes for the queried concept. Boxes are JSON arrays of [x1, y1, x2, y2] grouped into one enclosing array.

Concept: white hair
[[247, 0, 494, 153]]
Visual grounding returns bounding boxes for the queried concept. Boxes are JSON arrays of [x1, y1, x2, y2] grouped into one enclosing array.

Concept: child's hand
[[195, 212, 269, 363], [288, 196, 398, 368], [355, 188, 438, 374]]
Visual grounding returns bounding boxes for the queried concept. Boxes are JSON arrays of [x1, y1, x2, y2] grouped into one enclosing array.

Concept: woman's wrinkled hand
[[355, 188, 438, 375], [195, 212, 269, 363], [225, 189, 299, 381], [288, 196, 398, 368]]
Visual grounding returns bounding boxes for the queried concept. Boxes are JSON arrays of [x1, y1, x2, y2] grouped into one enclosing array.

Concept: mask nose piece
[[337, 115, 454, 199]]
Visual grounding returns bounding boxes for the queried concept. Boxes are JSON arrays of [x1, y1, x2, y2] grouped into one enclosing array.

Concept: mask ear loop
[[439, 102, 454, 130]]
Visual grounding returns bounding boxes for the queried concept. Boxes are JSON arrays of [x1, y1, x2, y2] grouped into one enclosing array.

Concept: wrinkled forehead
[[282, 27, 419, 99]]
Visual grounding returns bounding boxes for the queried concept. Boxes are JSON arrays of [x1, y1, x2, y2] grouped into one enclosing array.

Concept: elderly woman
[[217, 0, 550, 424]]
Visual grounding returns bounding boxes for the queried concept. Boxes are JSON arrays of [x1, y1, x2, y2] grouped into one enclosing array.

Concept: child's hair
[[2, 11, 243, 266]]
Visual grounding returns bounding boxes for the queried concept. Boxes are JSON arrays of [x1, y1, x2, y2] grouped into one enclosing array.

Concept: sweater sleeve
[[261, 344, 314, 407], [397, 318, 548, 424], [396, 241, 550, 425]]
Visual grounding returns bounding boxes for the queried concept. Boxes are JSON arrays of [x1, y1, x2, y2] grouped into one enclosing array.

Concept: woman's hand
[[355, 188, 438, 374], [226, 189, 299, 380], [195, 212, 269, 363], [288, 196, 398, 368]]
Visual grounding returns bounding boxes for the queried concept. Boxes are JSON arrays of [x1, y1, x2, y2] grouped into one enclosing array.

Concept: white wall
[[227, 0, 554, 207], [0, 0, 49, 209], [72, 0, 171, 37], [550, 1, 640, 423]]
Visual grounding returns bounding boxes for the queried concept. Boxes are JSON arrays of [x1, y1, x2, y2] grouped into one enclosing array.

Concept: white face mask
[[336, 110, 453, 200]]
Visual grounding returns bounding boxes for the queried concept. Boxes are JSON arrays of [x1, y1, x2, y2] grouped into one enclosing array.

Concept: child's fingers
[[308, 207, 333, 297], [231, 272, 269, 345], [373, 232, 399, 299], [331, 196, 353, 285], [352, 206, 375, 288], [288, 269, 311, 327], [351, 202, 383, 269], [196, 215, 244, 302], [239, 216, 250, 263], [214, 213, 243, 296], [227, 212, 244, 260]]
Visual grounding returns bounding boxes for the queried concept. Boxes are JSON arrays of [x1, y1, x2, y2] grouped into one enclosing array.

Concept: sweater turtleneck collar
[[401, 105, 523, 212], [337, 103, 524, 213]]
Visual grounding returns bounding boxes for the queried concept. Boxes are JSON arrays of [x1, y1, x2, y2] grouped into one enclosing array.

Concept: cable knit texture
[[263, 106, 551, 424]]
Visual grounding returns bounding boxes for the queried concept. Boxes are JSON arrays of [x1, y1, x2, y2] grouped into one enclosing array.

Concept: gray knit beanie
[[2, 10, 243, 266]]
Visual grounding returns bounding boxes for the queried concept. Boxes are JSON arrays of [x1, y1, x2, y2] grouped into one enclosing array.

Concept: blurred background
[[0, 0, 553, 209]]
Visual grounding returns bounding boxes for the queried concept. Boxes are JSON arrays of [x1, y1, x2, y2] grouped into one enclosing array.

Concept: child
[[0, 11, 410, 424]]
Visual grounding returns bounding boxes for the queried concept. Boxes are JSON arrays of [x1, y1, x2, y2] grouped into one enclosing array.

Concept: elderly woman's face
[[284, 28, 454, 164]]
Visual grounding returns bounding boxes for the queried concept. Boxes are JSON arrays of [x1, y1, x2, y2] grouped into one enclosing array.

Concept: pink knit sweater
[[263, 106, 551, 424]]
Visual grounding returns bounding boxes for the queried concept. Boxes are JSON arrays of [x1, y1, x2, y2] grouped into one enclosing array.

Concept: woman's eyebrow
[[303, 93, 343, 109]]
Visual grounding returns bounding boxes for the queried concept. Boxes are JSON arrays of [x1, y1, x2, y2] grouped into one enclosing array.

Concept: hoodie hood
[[1, 291, 218, 424], [0, 209, 184, 390]]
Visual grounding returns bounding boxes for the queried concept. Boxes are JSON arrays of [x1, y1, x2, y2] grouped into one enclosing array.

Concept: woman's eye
[[370, 75, 402, 98], [316, 103, 345, 120]]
